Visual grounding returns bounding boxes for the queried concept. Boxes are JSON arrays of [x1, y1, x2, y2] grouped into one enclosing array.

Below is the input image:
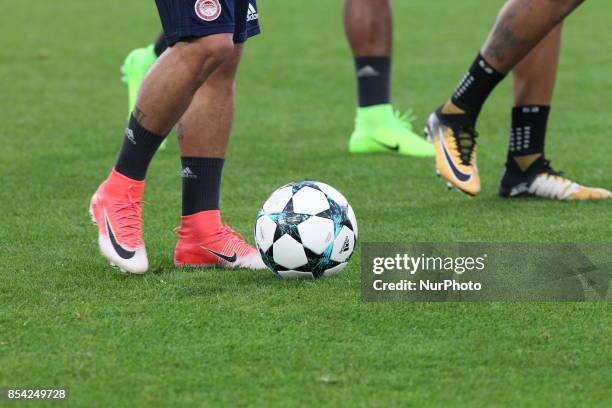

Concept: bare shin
[[512, 24, 563, 106], [344, 0, 392, 56], [482, 0, 582, 73], [177, 44, 244, 158], [134, 34, 235, 135]]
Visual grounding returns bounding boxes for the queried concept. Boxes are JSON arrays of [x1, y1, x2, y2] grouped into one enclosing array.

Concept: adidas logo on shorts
[[247, 3, 258, 22]]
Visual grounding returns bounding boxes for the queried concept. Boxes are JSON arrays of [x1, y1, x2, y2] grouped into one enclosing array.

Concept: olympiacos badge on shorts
[[195, 0, 222, 22]]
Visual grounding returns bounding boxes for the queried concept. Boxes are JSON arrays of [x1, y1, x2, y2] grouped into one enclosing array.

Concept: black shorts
[[155, 0, 260, 46]]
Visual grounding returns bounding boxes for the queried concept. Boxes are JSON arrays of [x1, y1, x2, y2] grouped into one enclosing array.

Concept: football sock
[[355, 57, 391, 107], [181, 157, 225, 216], [114, 115, 167, 181], [442, 54, 506, 122], [507, 105, 550, 172], [153, 32, 167, 57]]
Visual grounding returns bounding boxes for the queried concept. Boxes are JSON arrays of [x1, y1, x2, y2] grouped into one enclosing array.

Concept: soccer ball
[[255, 181, 358, 279]]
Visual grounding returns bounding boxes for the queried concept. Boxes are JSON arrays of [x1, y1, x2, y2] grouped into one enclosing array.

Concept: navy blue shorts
[[155, 0, 260, 46]]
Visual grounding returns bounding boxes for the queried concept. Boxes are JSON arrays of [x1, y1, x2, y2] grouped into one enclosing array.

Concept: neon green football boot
[[121, 45, 167, 149], [348, 104, 434, 157], [121, 44, 156, 113]]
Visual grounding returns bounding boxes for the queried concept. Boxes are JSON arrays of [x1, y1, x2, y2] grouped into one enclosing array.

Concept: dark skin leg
[[444, 0, 580, 115], [511, 24, 563, 170], [482, 0, 580, 73], [134, 34, 235, 135], [178, 45, 244, 157], [344, 0, 392, 56], [513, 24, 562, 106]]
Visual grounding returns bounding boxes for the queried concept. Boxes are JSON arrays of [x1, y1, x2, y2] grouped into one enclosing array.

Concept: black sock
[[354, 57, 391, 107], [450, 54, 506, 120], [153, 32, 167, 57], [114, 115, 167, 181], [181, 157, 225, 216], [507, 105, 550, 171]]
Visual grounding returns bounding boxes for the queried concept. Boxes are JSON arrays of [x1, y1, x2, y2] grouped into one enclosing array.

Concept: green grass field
[[1, 0, 611, 406]]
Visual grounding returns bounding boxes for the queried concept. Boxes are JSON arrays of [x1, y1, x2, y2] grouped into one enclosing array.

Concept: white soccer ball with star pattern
[[255, 181, 358, 279]]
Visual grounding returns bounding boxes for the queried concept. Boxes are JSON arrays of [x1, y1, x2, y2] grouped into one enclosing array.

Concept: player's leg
[[172, 1, 264, 269], [173, 44, 265, 269], [344, 0, 433, 157], [134, 37, 236, 135], [501, 25, 611, 199], [425, 0, 585, 196], [90, 0, 238, 274]]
